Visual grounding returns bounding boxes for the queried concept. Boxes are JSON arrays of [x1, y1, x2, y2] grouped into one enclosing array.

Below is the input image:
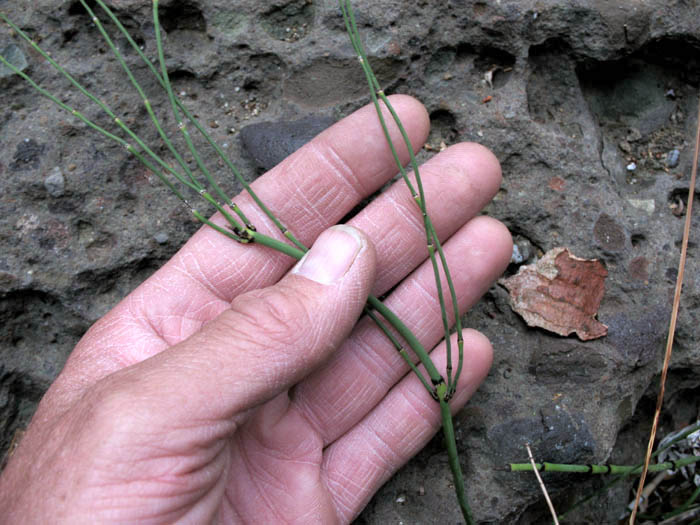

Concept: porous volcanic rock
[[1, 1, 699, 522]]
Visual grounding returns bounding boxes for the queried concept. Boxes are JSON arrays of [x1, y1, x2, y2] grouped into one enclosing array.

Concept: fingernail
[[292, 225, 363, 285]]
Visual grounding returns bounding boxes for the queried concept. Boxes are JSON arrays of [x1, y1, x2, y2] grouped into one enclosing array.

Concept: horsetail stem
[[365, 307, 435, 396], [2, 5, 443, 384], [439, 388, 474, 523], [367, 295, 444, 387], [150, 0, 242, 220], [340, 2, 474, 521], [339, 0, 465, 396], [0, 53, 123, 147], [559, 420, 700, 520], [0, 11, 202, 196], [91, 0, 306, 250], [76, 1, 203, 189], [76, 0, 250, 236], [506, 456, 700, 475]]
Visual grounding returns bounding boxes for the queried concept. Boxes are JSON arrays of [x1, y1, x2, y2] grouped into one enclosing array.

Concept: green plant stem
[[367, 296, 443, 389], [150, 0, 238, 218], [438, 383, 474, 524], [91, 0, 306, 250], [365, 308, 434, 394], [1, 0, 458, 396], [663, 484, 700, 520], [339, 0, 464, 396], [76, 0, 247, 237], [0, 49, 195, 215], [78, 1, 201, 187], [0, 11, 204, 197], [338, 3, 475, 522], [0, 53, 120, 143], [339, 2, 474, 522], [0, 13, 443, 385], [558, 421, 700, 521], [507, 455, 700, 475]]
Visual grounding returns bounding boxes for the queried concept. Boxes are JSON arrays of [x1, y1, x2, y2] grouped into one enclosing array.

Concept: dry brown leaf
[[499, 247, 608, 341]]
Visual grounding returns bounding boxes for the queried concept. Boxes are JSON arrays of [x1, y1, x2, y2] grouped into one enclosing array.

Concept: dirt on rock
[[1, 1, 700, 523]]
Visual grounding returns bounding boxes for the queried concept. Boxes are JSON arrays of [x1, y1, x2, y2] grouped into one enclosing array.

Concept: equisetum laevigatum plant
[[4, 2, 700, 523], [0, 0, 476, 522]]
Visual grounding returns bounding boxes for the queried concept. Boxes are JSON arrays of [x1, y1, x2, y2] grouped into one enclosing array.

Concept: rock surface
[[240, 115, 336, 172], [1, 0, 700, 523]]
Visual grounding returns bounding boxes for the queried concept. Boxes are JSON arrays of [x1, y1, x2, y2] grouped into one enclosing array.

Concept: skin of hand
[[0, 96, 512, 524]]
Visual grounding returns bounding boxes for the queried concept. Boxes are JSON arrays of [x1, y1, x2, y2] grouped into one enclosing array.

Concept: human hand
[[0, 96, 512, 523]]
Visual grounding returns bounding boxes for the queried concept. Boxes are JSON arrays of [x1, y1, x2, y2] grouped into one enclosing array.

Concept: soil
[[1, 0, 700, 523]]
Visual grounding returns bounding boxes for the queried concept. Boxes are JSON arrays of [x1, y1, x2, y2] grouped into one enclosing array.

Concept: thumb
[[120, 225, 376, 422]]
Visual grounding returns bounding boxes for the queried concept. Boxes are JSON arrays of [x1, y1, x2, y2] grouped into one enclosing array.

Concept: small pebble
[[0, 44, 28, 78], [395, 493, 406, 504], [665, 88, 676, 99], [44, 167, 65, 197], [511, 244, 525, 264], [626, 162, 637, 171], [20, 270, 34, 288], [626, 128, 642, 142], [153, 232, 169, 244], [510, 237, 534, 265], [667, 149, 680, 168], [628, 198, 655, 214]]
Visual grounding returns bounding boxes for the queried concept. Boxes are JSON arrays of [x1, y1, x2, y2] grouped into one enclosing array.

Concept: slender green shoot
[[2, 3, 446, 385], [558, 421, 700, 521], [367, 295, 445, 390], [662, 484, 700, 520], [365, 307, 434, 395], [75, 0, 249, 237], [340, 2, 474, 522], [506, 455, 700, 475], [439, 381, 474, 523], [339, 0, 464, 397], [78, 1, 199, 189], [150, 0, 237, 215], [91, 0, 307, 250], [0, 12, 202, 196]]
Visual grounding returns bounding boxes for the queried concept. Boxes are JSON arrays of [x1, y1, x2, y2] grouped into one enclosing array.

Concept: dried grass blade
[[629, 95, 700, 524], [525, 443, 559, 524]]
